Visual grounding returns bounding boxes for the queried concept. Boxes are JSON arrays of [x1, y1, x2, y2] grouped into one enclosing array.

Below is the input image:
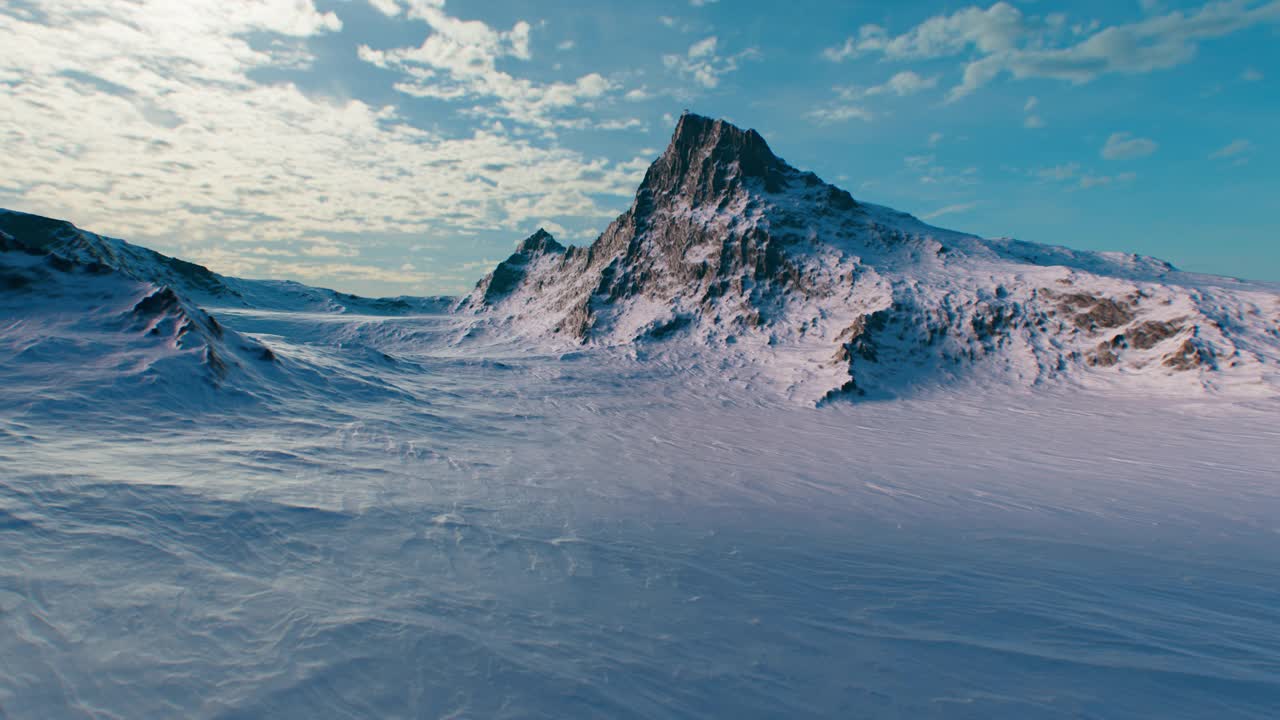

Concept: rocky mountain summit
[[465, 113, 1280, 400]]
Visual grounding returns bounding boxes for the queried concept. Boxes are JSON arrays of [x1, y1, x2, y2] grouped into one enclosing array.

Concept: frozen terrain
[[3, 112, 1280, 717], [2, 305, 1279, 718]]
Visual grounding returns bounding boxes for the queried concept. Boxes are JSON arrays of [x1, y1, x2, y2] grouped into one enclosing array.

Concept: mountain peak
[[464, 117, 1278, 402], [667, 113, 773, 160], [642, 113, 792, 199], [515, 228, 563, 255]]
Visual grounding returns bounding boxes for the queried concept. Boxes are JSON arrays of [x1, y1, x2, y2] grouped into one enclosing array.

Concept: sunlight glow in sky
[[1, 0, 1277, 295]]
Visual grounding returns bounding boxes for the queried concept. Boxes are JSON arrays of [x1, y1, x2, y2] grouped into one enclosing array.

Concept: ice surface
[[2, 306, 1279, 718]]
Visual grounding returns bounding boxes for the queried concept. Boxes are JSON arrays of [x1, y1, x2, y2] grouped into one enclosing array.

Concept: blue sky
[[1, 0, 1276, 295]]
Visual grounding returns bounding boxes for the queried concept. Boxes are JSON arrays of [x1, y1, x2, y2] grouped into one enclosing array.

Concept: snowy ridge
[[0, 209, 452, 315], [0, 231, 282, 408], [464, 113, 1280, 402], [0, 212, 461, 412]]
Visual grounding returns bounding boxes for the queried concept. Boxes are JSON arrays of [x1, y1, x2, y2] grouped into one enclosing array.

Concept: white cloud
[[261, 260, 436, 286], [1038, 163, 1081, 181], [367, 0, 407, 17], [1080, 171, 1137, 188], [867, 71, 939, 96], [807, 104, 874, 124], [825, 1, 1280, 101], [0, 0, 652, 294], [1209, 138, 1254, 158], [689, 36, 718, 58], [1035, 163, 1137, 189], [922, 202, 977, 220], [906, 155, 937, 171], [1075, 170, 1136, 188], [810, 71, 936, 124], [663, 36, 759, 89], [904, 155, 980, 185], [302, 238, 360, 258], [596, 117, 646, 131], [825, 2, 1025, 62], [928, 132, 945, 146], [358, 5, 623, 131], [1022, 95, 1044, 127], [1241, 66, 1264, 81], [1102, 132, 1159, 159], [246, 246, 295, 257]]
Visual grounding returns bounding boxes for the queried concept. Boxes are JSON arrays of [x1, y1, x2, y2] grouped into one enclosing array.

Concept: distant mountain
[[464, 113, 1280, 401], [0, 208, 450, 403], [0, 209, 451, 315], [0, 223, 279, 396]]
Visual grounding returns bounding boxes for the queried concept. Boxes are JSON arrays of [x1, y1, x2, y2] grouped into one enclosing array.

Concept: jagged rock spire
[[639, 113, 793, 203], [515, 228, 564, 255], [474, 227, 567, 305]]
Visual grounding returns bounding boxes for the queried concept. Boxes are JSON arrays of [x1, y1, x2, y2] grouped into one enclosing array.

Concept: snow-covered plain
[[3, 304, 1280, 719]]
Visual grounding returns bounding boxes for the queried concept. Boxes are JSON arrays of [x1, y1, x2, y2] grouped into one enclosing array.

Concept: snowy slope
[[463, 114, 1280, 402], [0, 230, 284, 409]]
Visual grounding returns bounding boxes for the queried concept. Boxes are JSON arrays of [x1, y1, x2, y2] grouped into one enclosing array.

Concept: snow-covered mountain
[[5, 114, 1278, 406], [464, 113, 1280, 401]]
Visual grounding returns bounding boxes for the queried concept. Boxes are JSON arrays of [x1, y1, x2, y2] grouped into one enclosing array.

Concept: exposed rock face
[[462, 114, 874, 344], [641, 113, 795, 200], [464, 113, 1280, 400], [474, 229, 566, 305]]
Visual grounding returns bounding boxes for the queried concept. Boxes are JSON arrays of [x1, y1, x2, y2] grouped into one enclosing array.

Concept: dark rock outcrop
[[466, 113, 858, 342], [473, 228, 566, 304]]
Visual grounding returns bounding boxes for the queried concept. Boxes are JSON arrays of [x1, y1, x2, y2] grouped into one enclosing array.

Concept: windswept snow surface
[[2, 307, 1280, 718]]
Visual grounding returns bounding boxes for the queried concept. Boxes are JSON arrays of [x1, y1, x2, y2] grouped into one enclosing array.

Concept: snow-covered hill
[[0, 228, 281, 407], [463, 113, 1280, 402], [0, 209, 452, 315], [0, 209, 454, 410]]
